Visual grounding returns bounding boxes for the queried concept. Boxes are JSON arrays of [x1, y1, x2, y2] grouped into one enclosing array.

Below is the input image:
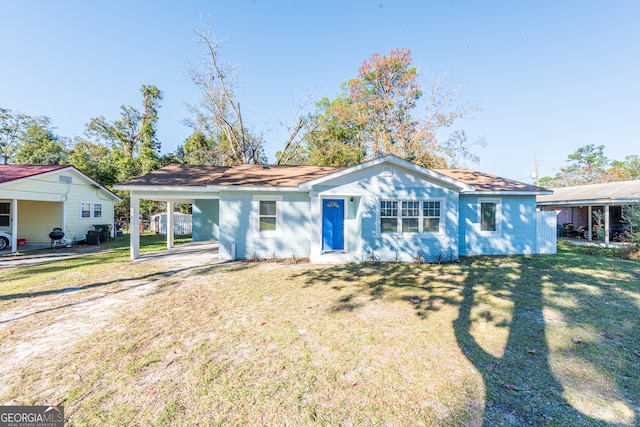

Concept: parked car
[[0, 231, 10, 251]]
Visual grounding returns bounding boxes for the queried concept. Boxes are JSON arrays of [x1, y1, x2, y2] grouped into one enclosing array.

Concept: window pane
[[402, 201, 419, 217], [423, 217, 440, 232], [259, 200, 276, 216], [0, 217, 8, 227], [380, 201, 397, 217], [423, 201, 440, 217], [380, 218, 397, 233], [402, 218, 419, 233], [260, 217, 276, 231], [0, 203, 9, 215], [94, 204, 102, 218], [481, 202, 497, 231], [81, 203, 91, 218]]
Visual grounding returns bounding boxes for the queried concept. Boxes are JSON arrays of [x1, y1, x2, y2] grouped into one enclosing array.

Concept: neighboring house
[[0, 165, 121, 252], [150, 212, 193, 235], [114, 155, 555, 262], [537, 180, 640, 247]]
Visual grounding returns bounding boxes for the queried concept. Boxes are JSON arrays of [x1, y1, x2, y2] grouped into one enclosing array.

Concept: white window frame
[[93, 203, 103, 218], [478, 198, 502, 235], [253, 195, 283, 237], [81, 202, 104, 219], [0, 201, 10, 228], [378, 198, 445, 236], [81, 202, 92, 218]]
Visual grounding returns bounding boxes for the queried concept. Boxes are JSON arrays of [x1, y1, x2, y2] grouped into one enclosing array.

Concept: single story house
[[537, 180, 640, 247], [0, 165, 121, 252], [114, 155, 556, 263]]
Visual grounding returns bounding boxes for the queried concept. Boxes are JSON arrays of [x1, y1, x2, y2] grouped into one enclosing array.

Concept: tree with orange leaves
[[300, 49, 484, 168]]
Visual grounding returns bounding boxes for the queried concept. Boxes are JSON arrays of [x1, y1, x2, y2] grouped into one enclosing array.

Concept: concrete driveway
[[0, 241, 221, 269]]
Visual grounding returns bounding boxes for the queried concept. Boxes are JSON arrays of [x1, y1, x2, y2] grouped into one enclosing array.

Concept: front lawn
[[0, 240, 638, 426]]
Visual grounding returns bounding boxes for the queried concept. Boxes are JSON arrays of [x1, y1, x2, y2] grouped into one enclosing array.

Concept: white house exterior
[[115, 156, 555, 262], [0, 165, 121, 251]]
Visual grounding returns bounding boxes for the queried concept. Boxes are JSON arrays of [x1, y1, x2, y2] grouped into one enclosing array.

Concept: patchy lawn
[[0, 240, 638, 426]]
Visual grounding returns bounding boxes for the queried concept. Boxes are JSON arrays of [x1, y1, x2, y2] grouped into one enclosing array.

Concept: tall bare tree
[[185, 27, 264, 165]]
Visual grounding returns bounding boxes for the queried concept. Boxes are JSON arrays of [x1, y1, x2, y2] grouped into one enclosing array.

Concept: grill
[[49, 228, 65, 248]]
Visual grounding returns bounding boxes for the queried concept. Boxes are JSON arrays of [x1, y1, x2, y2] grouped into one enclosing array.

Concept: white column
[[604, 204, 610, 248], [309, 192, 321, 261], [10, 199, 18, 253], [166, 201, 174, 250], [587, 206, 592, 241], [130, 194, 140, 260], [61, 198, 67, 239]]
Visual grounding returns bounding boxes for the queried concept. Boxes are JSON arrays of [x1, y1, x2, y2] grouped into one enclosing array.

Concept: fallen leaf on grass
[[572, 337, 582, 344], [260, 322, 267, 326], [526, 349, 537, 354], [633, 350, 640, 358], [504, 383, 519, 391]]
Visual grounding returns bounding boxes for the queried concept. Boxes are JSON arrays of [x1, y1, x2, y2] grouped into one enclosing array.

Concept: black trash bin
[[93, 224, 111, 243], [86, 230, 100, 245]]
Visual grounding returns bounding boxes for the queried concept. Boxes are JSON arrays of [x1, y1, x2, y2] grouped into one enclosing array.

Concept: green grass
[[0, 242, 638, 426]]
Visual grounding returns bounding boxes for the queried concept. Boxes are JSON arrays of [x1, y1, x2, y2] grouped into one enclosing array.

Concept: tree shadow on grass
[[296, 254, 639, 426]]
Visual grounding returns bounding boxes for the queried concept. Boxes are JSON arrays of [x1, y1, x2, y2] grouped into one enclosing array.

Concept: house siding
[[17, 200, 63, 243], [459, 195, 538, 256], [311, 165, 461, 262], [193, 199, 219, 241], [218, 191, 312, 260]]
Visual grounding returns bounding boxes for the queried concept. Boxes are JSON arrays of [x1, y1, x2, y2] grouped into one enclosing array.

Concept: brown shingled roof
[[434, 169, 550, 193], [118, 164, 343, 187]]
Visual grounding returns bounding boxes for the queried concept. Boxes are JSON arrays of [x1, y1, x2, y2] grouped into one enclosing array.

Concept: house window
[[423, 201, 441, 232], [253, 196, 282, 236], [259, 200, 276, 231], [82, 202, 103, 219], [380, 199, 443, 234], [402, 201, 420, 233], [0, 202, 9, 227], [81, 202, 91, 218], [479, 199, 500, 233], [380, 201, 398, 233]]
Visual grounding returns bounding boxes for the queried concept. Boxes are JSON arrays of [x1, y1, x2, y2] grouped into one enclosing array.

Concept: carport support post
[[604, 204, 610, 248], [10, 198, 17, 253], [166, 201, 174, 250], [130, 195, 140, 260], [587, 205, 593, 241]]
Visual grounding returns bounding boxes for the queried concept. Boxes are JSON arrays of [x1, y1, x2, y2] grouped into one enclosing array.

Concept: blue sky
[[2, 1, 638, 181]]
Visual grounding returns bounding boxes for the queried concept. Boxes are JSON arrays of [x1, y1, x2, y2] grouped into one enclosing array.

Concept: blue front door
[[322, 199, 344, 251]]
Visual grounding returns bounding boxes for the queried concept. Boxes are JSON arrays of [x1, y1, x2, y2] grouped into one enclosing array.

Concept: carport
[[113, 165, 222, 260], [537, 180, 640, 248]]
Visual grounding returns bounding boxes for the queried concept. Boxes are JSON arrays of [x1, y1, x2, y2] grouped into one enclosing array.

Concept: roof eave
[[207, 185, 301, 192], [466, 190, 553, 196], [537, 197, 640, 206], [113, 184, 214, 192]]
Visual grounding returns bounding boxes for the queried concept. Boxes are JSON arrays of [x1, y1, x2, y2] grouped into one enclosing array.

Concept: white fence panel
[[536, 211, 557, 254], [151, 214, 193, 235]]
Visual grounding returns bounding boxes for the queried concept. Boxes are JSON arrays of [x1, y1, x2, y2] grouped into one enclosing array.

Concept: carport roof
[[116, 164, 343, 188], [537, 180, 640, 205]]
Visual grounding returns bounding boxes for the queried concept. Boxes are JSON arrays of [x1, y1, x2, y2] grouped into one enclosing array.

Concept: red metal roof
[[0, 165, 69, 184]]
